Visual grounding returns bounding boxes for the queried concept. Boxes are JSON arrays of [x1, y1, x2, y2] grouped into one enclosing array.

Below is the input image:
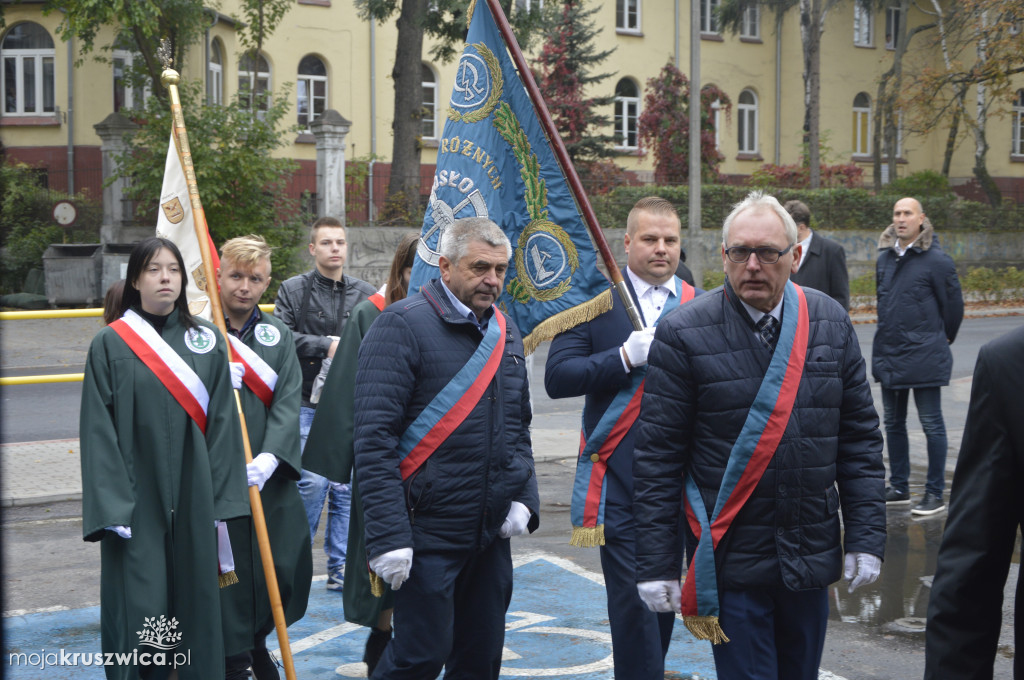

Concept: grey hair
[[722, 190, 799, 246], [439, 217, 513, 263]]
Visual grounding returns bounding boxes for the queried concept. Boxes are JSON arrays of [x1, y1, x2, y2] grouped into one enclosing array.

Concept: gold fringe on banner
[[569, 524, 605, 547], [219, 570, 239, 588], [683, 616, 730, 644], [369, 571, 385, 598], [522, 289, 613, 356]]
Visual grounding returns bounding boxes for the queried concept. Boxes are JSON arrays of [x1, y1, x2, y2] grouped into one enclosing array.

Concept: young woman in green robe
[[303, 232, 417, 675], [80, 237, 249, 680]]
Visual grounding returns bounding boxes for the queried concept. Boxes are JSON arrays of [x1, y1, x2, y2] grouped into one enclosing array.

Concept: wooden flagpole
[[482, 0, 644, 332], [159, 62, 298, 680]]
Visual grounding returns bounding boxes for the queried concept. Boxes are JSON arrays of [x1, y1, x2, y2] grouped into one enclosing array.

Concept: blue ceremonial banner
[[408, 0, 612, 353]]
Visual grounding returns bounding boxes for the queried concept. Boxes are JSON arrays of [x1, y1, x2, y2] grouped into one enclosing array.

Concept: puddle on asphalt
[[832, 507, 1022, 630]]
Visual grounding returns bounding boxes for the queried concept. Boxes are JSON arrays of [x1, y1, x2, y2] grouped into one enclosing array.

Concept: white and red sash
[[110, 309, 210, 433], [227, 334, 278, 408]]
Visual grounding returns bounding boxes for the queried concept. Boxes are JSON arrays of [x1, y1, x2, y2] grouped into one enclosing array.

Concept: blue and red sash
[[394, 308, 507, 480], [679, 281, 809, 643], [569, 278, 695, 546]]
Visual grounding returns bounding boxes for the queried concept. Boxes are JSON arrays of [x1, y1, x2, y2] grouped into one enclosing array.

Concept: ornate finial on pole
[[158, 39, 179, 88]]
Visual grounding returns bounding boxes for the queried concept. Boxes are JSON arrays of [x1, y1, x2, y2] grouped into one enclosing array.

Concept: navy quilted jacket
[[353, 279, 539, 559], [633, 282, 885, 590]]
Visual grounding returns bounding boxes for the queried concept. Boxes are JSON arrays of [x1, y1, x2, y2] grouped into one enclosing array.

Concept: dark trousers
[[600, 504, 675, 680], [711, 586, 829, 680], [371, 538, 513, 680], [882, 386, 948, 497]]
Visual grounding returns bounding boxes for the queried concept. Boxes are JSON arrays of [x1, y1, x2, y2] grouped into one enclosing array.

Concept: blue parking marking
[[3, 552, 717, 679]]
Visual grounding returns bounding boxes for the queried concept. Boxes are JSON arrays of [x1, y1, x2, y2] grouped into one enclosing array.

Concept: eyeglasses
[[724, 245, 793, 264]]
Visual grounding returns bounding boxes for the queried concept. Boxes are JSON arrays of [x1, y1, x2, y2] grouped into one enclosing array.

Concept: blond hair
[[627, 197, 680, 236], [220, 234, 273, 271]]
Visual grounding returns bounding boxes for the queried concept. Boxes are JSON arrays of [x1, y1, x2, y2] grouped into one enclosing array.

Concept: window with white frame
[[2, 22, 56, 116], [297, 55, 328, 129], [852, 92, 871, 155], [617, 0, 640, 32], [421, 63, 438, 140], [1013, 89, 1024, 156], [701, 0, 720, 33], [854, 4, 874, 46], [113, 48, 151, 112], [239, 51, 271, 113], [614, 78, 640, 149], [208, 39, 224, 105], [740, 4, 760, 39], [737, 89, 758, 154], [885, 6, 902, 49], [515, 0, 543, 13]]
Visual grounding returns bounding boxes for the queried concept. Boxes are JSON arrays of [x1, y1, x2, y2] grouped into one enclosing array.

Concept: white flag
[[155, 132, 219, 320]]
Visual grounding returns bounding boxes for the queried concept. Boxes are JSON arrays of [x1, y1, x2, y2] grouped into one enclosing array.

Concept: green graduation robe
[[304, 296, 395, 627], [80, 310, 249, 680], [220, 312, 312, 655]]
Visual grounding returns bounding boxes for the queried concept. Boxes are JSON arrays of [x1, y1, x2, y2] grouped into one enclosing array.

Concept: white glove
[[499, 501, 532, 538], [229, 362, 245, 390], [369, 548, 413, 591], [621, 328, 656, 369], [105, 525, 132, 539], [246, 452, 279, 491], [637, 580, 682, 613], [843, 552, 881, 593]]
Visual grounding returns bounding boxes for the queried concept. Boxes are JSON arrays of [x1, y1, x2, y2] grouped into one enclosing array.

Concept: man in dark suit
[[784, 200, 850, 310], [545, 196, 700, 680], [925, 324, 1024, 679]]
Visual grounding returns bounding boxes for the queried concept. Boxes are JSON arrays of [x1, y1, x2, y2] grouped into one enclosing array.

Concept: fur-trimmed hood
[[878, 216, 936, 251]]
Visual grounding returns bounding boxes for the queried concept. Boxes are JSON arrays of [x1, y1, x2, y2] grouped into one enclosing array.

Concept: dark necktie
[[756, 314, 779, 350]]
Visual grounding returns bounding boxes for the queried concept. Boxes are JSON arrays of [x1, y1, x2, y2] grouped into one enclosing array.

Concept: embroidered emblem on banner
[[447, 43, 502, 123], [161, 197, 185, 224], [185, 327, 217, 354], [255, 323, 281, 347], [418, 190, 490, 268], [508, 220, 577, 303]]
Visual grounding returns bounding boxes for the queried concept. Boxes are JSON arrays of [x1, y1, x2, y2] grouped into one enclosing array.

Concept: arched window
[[614, 78, 640, 150], [853, 92, 871, 156], [208, 39, 224, 105], [1013, 89, 1024, 156], [297, 55, 328, 129], [422, 64, 438, 140], [737, 89, 758, 154], [2, 22, 56, 116], [239, 51, 271, 113]]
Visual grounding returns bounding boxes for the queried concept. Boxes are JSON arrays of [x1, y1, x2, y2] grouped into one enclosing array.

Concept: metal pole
[[688, 0, 704, 287]]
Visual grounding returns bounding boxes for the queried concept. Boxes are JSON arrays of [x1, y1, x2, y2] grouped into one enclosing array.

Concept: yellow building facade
[[2, 0, 1022, 209]]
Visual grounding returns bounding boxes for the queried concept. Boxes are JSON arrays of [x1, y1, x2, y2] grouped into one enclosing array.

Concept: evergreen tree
[[533, 0, 617, 170]]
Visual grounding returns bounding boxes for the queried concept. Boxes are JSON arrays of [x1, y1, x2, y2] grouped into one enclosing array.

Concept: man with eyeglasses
[[632, 190, 885, 680]]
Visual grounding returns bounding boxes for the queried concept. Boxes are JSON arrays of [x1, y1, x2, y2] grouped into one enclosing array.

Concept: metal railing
[[0, 304, 275, 386]]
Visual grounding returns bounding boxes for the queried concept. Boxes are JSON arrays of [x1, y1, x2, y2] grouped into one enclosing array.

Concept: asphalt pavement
[[2, 307, 1023, 679]]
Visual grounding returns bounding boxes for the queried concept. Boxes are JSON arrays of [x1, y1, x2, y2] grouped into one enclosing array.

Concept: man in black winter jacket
[[274, 216, 376, 591], [632, 191, 885, 680], [353, 217, 539, 680], [872, 197, 963, 517]]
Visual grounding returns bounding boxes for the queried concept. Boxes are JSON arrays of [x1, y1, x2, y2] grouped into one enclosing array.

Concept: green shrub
[[849, 273, 876, 297], [0, 163, 102, 294], [702, 269, 725, 290], [887, 170, 952, 198]]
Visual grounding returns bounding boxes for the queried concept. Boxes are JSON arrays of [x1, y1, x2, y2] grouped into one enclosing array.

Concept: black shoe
[[885, 487, 911, 504], [250, 646, 280, 680], [363, 626, 392, 677], [911, 493, 946, 516]]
